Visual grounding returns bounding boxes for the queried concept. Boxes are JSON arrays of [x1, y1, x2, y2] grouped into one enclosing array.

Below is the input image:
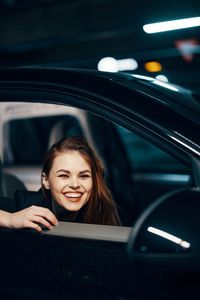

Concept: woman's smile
[[64, 192, 82, 198], [63, 192, 83, 201]]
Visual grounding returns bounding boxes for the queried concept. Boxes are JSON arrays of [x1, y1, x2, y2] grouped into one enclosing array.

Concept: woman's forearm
[[0, 207, 57, 231], [0, 210, 11, 228]]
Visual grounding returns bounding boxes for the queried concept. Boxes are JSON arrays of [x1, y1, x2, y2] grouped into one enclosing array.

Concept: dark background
[[0, 0, 199, 91]]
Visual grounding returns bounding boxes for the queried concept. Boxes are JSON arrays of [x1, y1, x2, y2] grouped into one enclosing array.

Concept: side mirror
[[128, 188, 200, 270]]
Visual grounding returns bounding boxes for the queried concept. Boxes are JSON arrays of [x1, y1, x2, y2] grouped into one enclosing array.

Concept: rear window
[[4, 115, 84, 165]]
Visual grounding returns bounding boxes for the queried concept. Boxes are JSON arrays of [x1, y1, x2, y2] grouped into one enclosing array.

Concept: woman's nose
[[68, 177, 80, 188]]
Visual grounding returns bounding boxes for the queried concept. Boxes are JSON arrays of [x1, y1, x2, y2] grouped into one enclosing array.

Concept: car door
[[0, 68, 200, 300], [0, 223, 132, 300]]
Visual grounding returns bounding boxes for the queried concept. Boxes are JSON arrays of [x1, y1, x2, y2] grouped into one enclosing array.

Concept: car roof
[[0, 67, 199, 159], [0, 67, 199, 118]]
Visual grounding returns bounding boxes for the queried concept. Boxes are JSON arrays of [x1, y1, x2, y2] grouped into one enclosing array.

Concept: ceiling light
[[143, 16, 200, 33], [117, 58, 138, 71], [145, 61, 162, 72], [97, 57, 118, 72], [97, 57, 138, 72]]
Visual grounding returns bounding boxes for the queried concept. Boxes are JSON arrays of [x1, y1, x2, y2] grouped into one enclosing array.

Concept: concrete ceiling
[[0, 0, 200, 91]]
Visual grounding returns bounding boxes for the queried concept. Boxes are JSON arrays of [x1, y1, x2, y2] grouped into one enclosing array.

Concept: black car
[[0, 68, 200, 299]]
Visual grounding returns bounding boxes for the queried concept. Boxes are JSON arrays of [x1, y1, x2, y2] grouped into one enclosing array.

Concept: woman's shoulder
[[15, 189, 51, 210]]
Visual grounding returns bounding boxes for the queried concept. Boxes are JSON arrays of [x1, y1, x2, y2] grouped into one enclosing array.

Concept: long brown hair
[[41, 137, 121, 225]]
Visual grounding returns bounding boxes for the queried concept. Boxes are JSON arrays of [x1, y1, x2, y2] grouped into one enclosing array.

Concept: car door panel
[[0, 225, 133, 300]]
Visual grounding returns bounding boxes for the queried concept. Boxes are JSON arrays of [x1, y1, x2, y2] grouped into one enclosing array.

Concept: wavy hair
[[41, 137, 121, 225]]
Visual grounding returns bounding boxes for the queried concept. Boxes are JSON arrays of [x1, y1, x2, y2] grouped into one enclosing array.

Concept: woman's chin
[[62, 202, 83, 212], [56, 196, 89, 212]]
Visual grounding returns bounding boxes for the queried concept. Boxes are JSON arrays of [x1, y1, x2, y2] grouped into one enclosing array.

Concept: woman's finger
[[25, 221, 42, 232], [31, 215, 53, 230], [30, 206, 58, 225]]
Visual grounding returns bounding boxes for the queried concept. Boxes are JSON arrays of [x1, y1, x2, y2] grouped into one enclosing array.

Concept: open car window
[[0, 101, 192, 228]]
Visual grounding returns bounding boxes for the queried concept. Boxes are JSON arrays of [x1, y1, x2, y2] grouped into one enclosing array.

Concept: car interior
[[0, 101, 192, 227]]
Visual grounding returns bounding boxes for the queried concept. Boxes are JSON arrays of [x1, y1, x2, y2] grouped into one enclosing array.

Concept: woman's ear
[[42, 172, 50, 189]]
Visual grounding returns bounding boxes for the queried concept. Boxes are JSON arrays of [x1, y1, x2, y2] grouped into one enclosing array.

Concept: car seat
[[0, 159, 26, 212], [48, 116, 85, 148]]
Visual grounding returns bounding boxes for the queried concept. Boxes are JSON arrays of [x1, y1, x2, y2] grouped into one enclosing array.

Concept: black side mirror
[[128, 188, 200, 271]]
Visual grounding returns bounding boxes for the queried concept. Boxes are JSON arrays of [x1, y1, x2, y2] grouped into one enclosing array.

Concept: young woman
[[0, 137, 121, 231], [41, 136, 121, 225]]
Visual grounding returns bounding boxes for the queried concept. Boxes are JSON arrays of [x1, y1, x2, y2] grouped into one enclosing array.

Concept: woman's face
[[43, 151, 93, 211]]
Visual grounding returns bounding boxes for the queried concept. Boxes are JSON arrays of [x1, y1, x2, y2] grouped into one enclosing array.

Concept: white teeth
[[64, 193, 82, 198]]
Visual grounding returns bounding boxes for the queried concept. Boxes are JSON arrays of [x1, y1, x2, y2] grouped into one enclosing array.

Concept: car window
[[1, 101, 192, 226], [4, 115, 84, 165], [116, 125, 189, 173]]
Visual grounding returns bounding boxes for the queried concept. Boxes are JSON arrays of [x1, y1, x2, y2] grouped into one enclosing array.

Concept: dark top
[[15, 189, 51, 211], [0, 196, 16, 213]]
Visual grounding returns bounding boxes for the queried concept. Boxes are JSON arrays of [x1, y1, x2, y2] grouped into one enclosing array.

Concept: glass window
[[116, 125, 189, 173], [4, 115, 84, 165]]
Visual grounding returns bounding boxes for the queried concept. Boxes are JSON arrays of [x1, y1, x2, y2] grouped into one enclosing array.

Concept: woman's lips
[[64, 192, 83, 202]]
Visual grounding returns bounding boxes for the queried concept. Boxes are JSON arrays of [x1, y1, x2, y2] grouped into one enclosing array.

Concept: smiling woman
[[6, 136, 120, 231]]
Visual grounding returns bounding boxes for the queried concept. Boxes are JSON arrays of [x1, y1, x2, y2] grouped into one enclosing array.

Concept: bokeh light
[[98, 57, 138, 72], [145, 61, 162, 72]]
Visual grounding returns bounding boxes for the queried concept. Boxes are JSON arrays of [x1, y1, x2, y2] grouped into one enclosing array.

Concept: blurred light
[[145, 61, 162, 72], [143, 16, 200, 33], [153, 80, 179, 92], [175, 39, 199, 62], [97, 57, 138, 72], [155, 75, 169, 82], [148, 227, 190, 249], [118, 58, 138, 71], [97, 57, 118, 72]]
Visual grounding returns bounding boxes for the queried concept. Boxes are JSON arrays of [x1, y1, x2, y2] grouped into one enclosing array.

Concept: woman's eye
[[80, 174, 90, 179], [58, 174, 69, 178]]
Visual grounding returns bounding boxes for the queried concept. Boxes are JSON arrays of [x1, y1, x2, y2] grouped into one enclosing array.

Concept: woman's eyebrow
[[79, 170, 91, 174], [56, 169, 70, 174]]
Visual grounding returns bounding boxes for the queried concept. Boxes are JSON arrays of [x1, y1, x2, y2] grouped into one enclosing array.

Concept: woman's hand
[[3, 206, 58, 232]]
